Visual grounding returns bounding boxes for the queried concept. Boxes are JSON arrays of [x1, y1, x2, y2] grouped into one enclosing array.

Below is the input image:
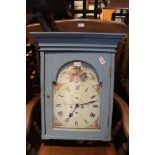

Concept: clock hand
[[65, 104, 79, 122], [74, 97, 82, 100], [80, 100, 97, 106]]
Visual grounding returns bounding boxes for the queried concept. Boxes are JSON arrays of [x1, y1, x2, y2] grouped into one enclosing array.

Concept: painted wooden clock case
[[31, 32, 125, 141]]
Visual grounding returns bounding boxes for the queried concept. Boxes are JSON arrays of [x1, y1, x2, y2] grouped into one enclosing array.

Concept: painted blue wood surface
[[31, 32, 126, 141]]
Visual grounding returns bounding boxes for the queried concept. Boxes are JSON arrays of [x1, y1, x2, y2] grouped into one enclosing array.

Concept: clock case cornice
[[31, 32, 126, 53]]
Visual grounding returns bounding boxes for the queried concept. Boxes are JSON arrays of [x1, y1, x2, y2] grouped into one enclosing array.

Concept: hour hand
[[65, 113, 72, 122], [74, 97, 82, 100], [65, 104, 79, 121]]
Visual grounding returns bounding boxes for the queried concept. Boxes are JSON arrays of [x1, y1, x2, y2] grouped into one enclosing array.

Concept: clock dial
[[53, 61, 101, 129]]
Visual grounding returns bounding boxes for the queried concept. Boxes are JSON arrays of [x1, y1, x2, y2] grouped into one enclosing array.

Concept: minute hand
[[80, 100, 97, 106]]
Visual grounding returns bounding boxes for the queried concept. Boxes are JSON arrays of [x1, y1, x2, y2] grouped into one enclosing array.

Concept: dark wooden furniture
[[26, 93, 129, 155], [103, 0, 129, 9], [69, 0, 103, 19], [111, 9, 129, 25], [26, 19, 129, 155], [27, 19, 128, 43], [38, 144, 117, 155], [103, 0, 129, 25], [26, 95, 41, 135]]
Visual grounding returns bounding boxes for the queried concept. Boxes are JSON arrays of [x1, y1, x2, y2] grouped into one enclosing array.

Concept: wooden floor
[[38, 143, 117, 155]]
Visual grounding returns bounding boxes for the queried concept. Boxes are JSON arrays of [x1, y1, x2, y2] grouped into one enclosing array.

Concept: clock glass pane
[[53, 61, 101, 129]]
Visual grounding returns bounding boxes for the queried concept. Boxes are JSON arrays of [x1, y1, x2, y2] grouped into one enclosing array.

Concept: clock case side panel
[[106, 54, 116, 140], [40, 52, 46, 138]]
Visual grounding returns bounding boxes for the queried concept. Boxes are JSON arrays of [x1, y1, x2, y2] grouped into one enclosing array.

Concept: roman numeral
[[84, 119, 88, 124], [90, 112, 95, 118], [91, 95, 97, 99], [58, 94, 64, 97], [85, 87, 89, 93], [65, 118, 69, 122], [76, 85, 80, 90], [75, 121, 78, 126], [66, 87, 70, 92], [58, 111, 63, 117], [93, 105, 98, 108], [56, 104, 61, 107]]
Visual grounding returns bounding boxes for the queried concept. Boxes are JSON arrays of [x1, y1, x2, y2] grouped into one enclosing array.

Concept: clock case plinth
[[31, 32, 126, 141]]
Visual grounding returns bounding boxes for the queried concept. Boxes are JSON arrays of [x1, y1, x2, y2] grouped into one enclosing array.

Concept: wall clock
[[31, 32, 126, 141]]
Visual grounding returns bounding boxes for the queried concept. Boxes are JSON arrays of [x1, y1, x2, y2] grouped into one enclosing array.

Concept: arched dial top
[[53, 61, 101, 129], [57, 61, 99, 85]]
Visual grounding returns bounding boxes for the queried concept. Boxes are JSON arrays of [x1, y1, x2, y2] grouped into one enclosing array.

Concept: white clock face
[[53, 61, 101, 129]]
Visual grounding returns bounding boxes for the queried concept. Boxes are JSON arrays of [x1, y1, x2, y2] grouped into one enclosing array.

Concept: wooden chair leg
[[118, 142, 129, 155], [112, 120, 122, 139]]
